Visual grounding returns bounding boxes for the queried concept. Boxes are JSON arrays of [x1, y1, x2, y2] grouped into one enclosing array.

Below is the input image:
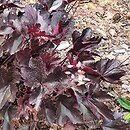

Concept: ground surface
[[22, 0, 130, 129]]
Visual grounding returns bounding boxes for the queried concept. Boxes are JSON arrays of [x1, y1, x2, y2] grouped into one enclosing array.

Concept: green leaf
[[118, 97, 130, 110], [124, 113, 130, 123]]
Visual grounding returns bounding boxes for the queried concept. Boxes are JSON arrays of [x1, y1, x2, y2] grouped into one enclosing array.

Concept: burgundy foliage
[[0, 0, 129, 130]]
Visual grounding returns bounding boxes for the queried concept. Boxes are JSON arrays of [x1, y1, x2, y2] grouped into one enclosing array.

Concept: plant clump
[[0, 0, 129, 130]]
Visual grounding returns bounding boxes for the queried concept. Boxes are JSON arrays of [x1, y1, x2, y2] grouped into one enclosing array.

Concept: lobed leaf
[[95, 59, 125, 84]]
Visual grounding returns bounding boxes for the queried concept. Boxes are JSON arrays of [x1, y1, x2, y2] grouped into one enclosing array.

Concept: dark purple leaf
[[66, 0, 76, 3], [93, 90, 113, 101], [29, 87, 44, 111], [103, 119, 130, 130], [71, 28, 102, 52], [83, 66, 100, 76], [57, 102, 83, 126], [0, 67, 19, 109], [45, 108, 57, 124], [0, 46, 3, 57], [2, 32, 23, 55], [51, 10, 68, 32], [52, 21, 64, 36], [0, 27, 14, 35], [16, 48, 31, 66], [20, 51, 60, 87], [24, 5, 38, 24], [40, 51, 60, 71], [37, 11, 50, 32], [15, 94, 33, 121], [2, 110, 11, 130], [73, 36, 102, 52], [21, 67, 41, 87], [0, 86, 11, 109], [47, 66, 67, 82], [0, 3, 20, 11], [56, 94, 83, 126], [80, 27, 93, 41], [72, 90, 99, 128], [72, 30, 80, 43], [38, 0, 53, 10], [87, 98, 114, 121], [77, 50, 99, 65], [20, 57, 44, 87], [84, 83, 115, 122], [96, 59, 125, 84]]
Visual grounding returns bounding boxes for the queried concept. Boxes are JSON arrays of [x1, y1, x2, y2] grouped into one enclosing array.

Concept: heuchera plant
[[0, 0, 130, 130]]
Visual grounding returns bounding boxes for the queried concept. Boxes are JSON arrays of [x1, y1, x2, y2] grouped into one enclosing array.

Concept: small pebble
[[112, 13, 122, 23], [121, 44, 129, 50], [114, 49, 126, 53], [57, 41, 70, 51], [109, 28, 117, 37]]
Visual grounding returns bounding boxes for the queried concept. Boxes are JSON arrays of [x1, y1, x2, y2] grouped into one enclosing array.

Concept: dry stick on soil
[[66, 0, 79, 14]]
